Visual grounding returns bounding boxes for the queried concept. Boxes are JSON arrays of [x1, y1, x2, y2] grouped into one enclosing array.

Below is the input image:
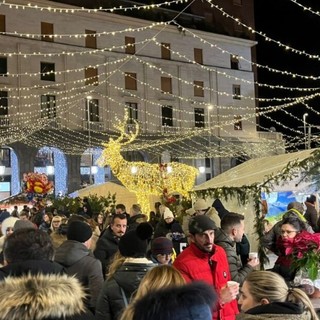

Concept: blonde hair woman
[[119, 265, 186, 320], [237, 270, 318, 320]]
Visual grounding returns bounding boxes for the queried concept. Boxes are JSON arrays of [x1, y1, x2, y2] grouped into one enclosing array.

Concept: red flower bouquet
[[285, 231, 320, 281]]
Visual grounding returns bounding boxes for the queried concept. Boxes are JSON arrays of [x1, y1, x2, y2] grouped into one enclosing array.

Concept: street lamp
[[86, 95, 95, 184], [303, 113, 308, 149]]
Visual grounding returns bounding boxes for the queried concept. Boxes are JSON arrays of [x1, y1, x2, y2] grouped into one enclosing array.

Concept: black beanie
[[189, 215, 216, 235], [67, 220, 92, 243], [119, 222, 153, 258]]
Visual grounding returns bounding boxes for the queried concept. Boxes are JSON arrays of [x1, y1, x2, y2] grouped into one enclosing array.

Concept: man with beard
[[94, 213, 127, 278], [173, 215, 239, 320]]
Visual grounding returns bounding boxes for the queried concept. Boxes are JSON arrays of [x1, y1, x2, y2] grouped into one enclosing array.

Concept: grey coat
[[214, 228, 253, 285]]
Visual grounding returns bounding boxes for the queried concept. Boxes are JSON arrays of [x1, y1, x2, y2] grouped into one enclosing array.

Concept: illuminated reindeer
[[97, 113, 199, 215]]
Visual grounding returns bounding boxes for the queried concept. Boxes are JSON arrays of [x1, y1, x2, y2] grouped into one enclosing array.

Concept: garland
[[192, 148, 320, 267]]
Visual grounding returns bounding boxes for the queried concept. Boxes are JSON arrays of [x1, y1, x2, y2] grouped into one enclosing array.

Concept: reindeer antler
[[113, 109, 139, 145]]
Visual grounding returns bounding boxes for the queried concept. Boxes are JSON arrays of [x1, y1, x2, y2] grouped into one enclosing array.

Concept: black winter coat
[[95, 258, 156, 320]]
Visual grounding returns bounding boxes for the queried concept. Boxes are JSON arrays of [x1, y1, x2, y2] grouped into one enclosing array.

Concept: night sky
[[254, 0, 320, 149]]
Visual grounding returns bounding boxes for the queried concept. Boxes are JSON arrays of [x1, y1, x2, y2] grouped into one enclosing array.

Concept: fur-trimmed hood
[[0, 273, 87, 320]]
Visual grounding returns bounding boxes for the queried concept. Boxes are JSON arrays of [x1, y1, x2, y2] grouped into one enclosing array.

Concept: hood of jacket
[[0, 273, 86, 320], [113, 258, 155, 293], [54, 240, 90, 267]]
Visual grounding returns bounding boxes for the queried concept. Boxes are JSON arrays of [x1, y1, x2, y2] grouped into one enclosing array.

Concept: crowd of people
[[0, 195, 319, 320]]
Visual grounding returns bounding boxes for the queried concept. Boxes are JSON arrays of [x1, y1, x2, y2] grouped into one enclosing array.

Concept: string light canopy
[[0, 0, 316, 159]]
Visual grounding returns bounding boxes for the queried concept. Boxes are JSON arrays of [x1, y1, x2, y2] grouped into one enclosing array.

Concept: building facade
[[0, 0, 283, 199]]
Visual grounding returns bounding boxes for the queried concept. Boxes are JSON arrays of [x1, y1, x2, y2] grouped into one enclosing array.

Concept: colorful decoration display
[[98, 113, 199, 215], [22, 172, 54, 201]]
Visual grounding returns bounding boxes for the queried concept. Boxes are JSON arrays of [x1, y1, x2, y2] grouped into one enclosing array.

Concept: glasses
[[281, 230, 299, 235]]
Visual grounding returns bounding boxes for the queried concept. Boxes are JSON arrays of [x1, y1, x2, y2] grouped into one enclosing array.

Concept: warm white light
[[0, 166, 5, 175], [91, 165, 98, 174], [131, 166, 138, 174], [167, 165, 172, 173], [46, 165, 54, 175], [86, 95, 93, 100], [199, 166, 205, 173]]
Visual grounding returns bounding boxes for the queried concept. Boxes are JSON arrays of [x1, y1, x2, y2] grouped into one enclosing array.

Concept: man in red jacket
[[173, 215, 239, 320]]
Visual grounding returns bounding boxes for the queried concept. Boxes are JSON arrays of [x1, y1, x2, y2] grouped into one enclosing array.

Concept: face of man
[[233, 220, 245, 242], [111, 217, 127, 237], [115, 208, 124, 214], [190, 229, 215, 253]]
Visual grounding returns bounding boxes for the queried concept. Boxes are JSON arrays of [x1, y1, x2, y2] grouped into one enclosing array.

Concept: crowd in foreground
[[0, 196, 318, 320]]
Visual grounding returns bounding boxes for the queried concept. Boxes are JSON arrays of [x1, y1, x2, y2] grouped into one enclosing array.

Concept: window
[[234, 115, 242, 130], [162, 105, 173, 126], [194, 108, 205, 128], [40, 62, 55, 81], [161, 77, 172, 94], [40, 95, 56, 119], [205, 158, 211, 168], [161, 43, 171, 60], [125, 36, 136, 55], [194, 48, 203, 64], [125, 102, 138, 123], [0, 15, 5, 33], [85, 67, 98, 86], [86, 98, 99, 122], [232, 84, 241, 100], [0, 57, 7, 76], [0, 91, 8, 116], [85, 30, 97, 49], [231, 55, 239, 70], [41, 22, 54, 42], [194, 81, 204, 97], [125, 72, 137, 90]]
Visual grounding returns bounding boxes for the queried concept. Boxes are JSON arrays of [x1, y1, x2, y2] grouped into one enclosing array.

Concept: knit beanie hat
[[189, 215, 216, 235], [1, 217, 19, 236], [194, 199, 209, 211], [119, 222, 153, 258], [67, 220, 92, 243], [151, 237, 173, 255], [13, 219, 36, 231], [163, 208, 174, 220]]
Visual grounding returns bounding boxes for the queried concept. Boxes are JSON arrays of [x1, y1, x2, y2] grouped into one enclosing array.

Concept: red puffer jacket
[[173, 242, 239, 320]]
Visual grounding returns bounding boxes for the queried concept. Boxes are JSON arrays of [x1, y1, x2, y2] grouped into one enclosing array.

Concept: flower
[[285, 231, 320, 280]]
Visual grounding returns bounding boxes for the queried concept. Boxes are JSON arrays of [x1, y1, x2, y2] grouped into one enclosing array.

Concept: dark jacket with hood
[[214, 228, 253, 286], [54, 240, 104, 310], [95, 258, 155, 320], [0, 273, 95, 320], [236, 301, 310, 320]]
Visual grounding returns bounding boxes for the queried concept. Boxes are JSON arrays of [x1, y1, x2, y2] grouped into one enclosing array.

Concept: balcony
[[82, 120, 105, 131]]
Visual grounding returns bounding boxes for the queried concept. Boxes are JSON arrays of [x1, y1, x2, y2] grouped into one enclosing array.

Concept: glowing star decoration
[[97, 112, 199, 215]]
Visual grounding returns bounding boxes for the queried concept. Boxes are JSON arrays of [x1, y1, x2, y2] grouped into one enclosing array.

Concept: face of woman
[[280, 223, 299, 239], [238, 281, 261, 312], [98, 214, 104, 224]]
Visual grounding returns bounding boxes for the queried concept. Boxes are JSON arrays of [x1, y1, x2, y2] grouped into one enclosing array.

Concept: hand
[[247, 257, 260, 268], [220, 283, 239, 304]]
